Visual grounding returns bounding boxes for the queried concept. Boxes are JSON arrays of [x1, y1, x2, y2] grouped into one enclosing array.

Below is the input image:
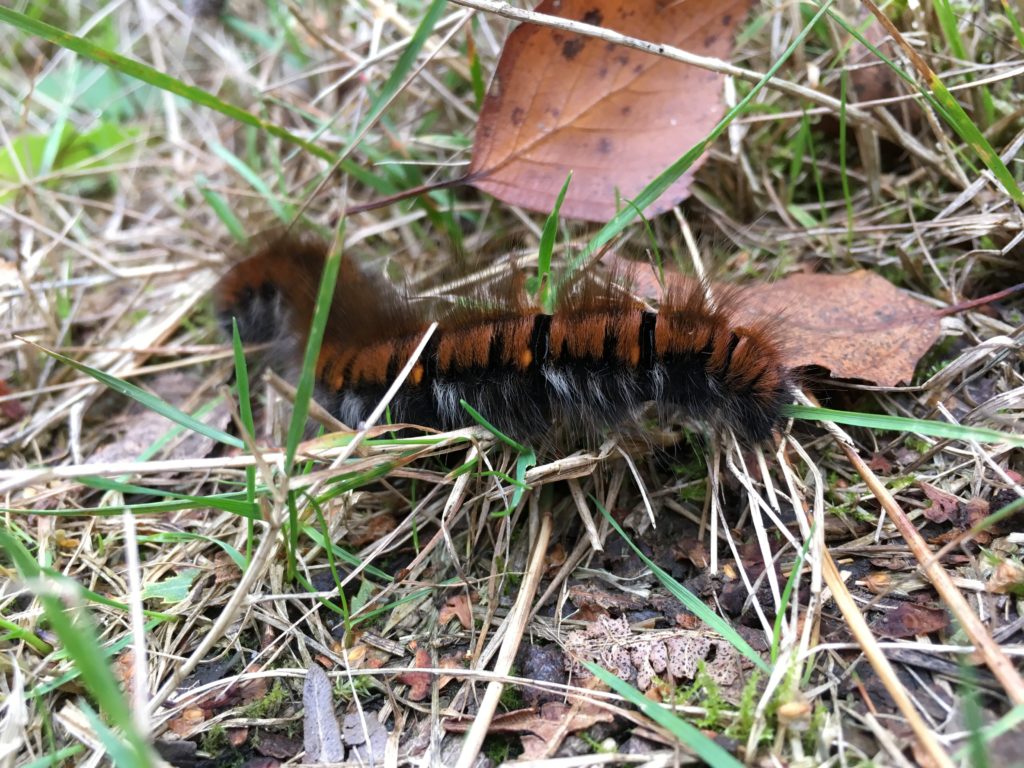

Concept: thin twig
[[454, 509, 553, 768]]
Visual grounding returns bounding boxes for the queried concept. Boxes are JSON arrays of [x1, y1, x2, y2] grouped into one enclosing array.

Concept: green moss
[[483, 734, 517, 764], [241, 680, 288, 719], [726, 671, 767, 743], [498, 682, 522, 711]]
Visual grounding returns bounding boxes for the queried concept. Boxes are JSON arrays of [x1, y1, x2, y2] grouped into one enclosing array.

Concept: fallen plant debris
[[469, 0, 753, 220]]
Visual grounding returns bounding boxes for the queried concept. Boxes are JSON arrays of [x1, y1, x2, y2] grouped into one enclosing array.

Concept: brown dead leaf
[[870, 602, 949, 638], [439, 594, 474, 629], [987, 560, 1024, 595], [213, 551, 242, 586], [167, 706, 206, 736], [113, 650, 135, 695], [867, 453, 894, 474], [0, 380, 25, 422], [255, 731, 302, 760], [673, 537, 709, 569], [345, 513, 398, 548], [396, 647, 433, 702], [861, 571, 928, 596], [445, 701, 611, 760], [227, 728, 249, 747], [615, 261, 942, 386], [470, 0, 753, 221], [964, 497, 990, 530], [545, 542, 567, 575], [919, 482, 960, 524], [738, 270, 941, 385]]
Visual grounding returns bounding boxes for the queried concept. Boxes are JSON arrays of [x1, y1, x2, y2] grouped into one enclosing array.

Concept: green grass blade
[[594, 499, 769, 673], [839, 70, 853, 237], [459, 399, 529, 453], [784, 404, 1024, 447], [300, 524, 392, 581], [232, 318, 259, 559], [80, 701, 152, 768], [0, 6, 332, 162], [0, 530, 155, 765], [954, 702, 1024, 762], [570, 0, 836, 272], [584, 661, 744, 767], [80, 475, 259, 518], [197, 174, 247, 243], [23, 746, 84, 767], [284, 226, 344, 472], [934, 0, 994, 126], [27, 341, 244, 449], [211, 142, 294, 222], [0, 614, 53, 654], [771, 530, 813, 664], [1003, 0, 1024, 48], [827, 7, 1024, 208], [537, 171, 572, 313]]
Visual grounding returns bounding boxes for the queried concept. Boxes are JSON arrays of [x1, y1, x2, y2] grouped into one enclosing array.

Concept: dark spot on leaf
[[511, 106, 525, 127], [722, 13, 733, 26], [562, 37, 585, 60], [633, 63, 643, 74], [605, 41, 616, 51], [616, 54, 629, 66], [704, 34, 718, 48], [597, 137, 612, 154], [598, 66, 608, 78], [621, 105, 631, 116], [582, 9, 603, 26], [547, 107, 560, 118]]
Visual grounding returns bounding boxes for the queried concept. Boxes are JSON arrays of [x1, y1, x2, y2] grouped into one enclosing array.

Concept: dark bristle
[[214, 251, 790, 445]]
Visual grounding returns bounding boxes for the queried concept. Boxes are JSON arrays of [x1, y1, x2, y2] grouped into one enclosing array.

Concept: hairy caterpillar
[[214, 233, 790, 444]]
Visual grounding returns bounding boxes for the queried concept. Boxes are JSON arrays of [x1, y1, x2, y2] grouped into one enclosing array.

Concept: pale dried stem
[[454, 509, 552, 768], [147, 514, 283, 714], [820, 540, 954, 767], [839, 440, 1024, 705]]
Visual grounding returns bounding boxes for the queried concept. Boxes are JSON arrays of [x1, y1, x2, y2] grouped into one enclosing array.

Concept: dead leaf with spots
[[564, 615, 743, 699], [736, 270, 942, 386], [470, 0, 753, 221]]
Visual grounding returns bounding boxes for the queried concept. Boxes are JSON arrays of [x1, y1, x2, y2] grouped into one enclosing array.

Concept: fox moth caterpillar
[[215, 233, 790, 444]]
